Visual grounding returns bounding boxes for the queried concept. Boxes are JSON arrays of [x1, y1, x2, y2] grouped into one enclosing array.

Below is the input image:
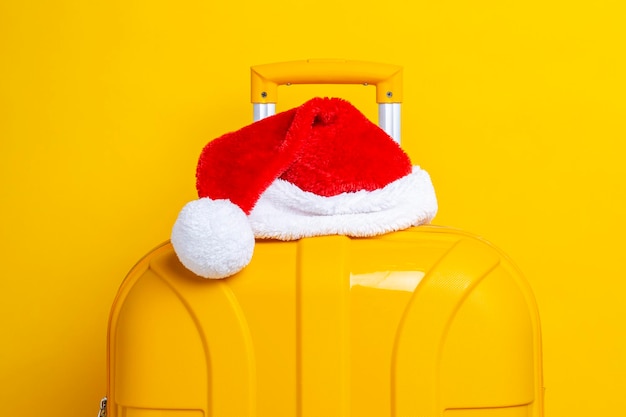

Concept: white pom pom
[[171, 198, 255, 279]]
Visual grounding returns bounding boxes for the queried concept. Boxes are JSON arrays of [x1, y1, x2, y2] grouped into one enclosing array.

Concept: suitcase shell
[[106, 60, 543, 417], [106, 227, 543, 417]]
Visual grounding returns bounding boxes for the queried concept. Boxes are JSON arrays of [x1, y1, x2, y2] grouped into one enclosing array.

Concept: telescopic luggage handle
[[250, 59, 403, 143]]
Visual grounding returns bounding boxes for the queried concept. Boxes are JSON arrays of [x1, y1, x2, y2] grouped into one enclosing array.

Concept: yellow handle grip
[[251, 59, 403, 104]]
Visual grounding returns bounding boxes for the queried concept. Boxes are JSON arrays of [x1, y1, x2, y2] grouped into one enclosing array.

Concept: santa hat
[[171, 97, 437, 279]]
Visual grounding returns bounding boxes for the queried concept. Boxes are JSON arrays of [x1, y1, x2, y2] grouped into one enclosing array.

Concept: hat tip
[[171, 198, 255, 279]]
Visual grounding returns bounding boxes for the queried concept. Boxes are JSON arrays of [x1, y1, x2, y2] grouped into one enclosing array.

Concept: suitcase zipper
[[97, 397, 107, 417]]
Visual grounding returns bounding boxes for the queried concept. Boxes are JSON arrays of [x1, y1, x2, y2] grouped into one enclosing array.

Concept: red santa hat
[[171, 97, 437, 279]]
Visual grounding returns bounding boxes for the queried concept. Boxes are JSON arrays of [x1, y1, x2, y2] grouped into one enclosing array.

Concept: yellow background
[[1, 1, 624, 416]]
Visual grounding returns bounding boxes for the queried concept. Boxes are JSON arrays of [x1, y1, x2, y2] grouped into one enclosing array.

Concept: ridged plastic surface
[[107, 225, 543, 417]]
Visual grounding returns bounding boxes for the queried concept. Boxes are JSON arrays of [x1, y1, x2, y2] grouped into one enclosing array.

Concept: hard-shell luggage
[[104, 60, 544, 417]]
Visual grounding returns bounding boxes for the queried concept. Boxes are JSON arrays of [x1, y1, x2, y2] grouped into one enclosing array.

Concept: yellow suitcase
[[104, 61, 544, 417]]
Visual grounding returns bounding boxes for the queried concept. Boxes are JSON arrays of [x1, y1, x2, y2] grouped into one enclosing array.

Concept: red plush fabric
[[196, 97, 412, 214], [196, 106, 302, 214]]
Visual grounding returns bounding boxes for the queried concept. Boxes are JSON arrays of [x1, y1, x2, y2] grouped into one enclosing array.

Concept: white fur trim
[[171, 198, 255, 279], [248, 166, 437, 240]]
